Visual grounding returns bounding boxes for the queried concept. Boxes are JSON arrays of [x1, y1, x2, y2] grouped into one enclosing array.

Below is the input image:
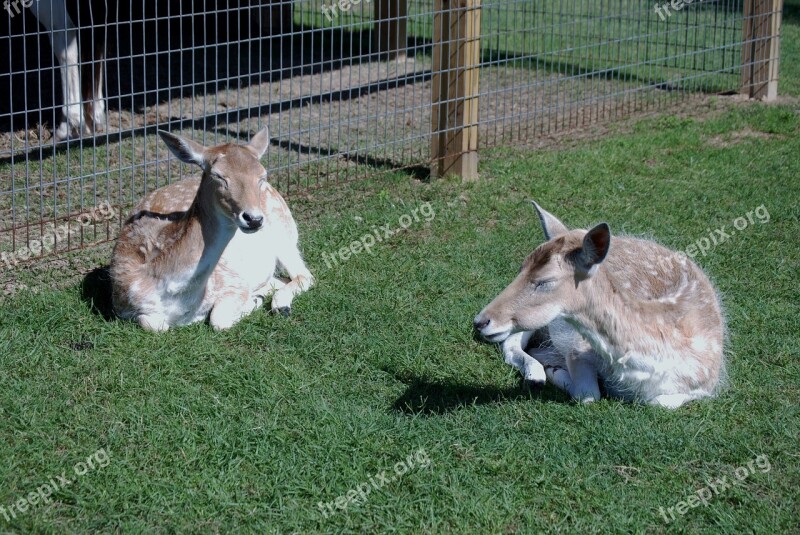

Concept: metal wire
[[0, 0, 760, 267]]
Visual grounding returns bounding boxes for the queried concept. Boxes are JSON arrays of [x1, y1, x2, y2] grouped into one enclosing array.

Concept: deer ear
[[531, 201, 569, 239], [159, 130, 206, 168], [578, 223, 611, 277], [246, 127, 271, 159]]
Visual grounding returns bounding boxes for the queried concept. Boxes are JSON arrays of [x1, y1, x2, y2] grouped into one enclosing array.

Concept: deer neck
[[565, 268, 678, 359], [163, 177, 238, 292], [563, 269, 626, 354]]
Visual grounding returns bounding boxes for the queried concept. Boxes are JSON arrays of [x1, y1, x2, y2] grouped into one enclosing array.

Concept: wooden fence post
[[741, 0, 783, 100], [431, 0, 481, 180], [374, 0, 408, 59]]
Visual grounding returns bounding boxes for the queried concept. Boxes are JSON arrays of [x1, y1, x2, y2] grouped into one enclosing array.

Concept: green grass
[[1, 102, 798, 533], [1, 4, 799, 532], [297, 0, 744, 92]]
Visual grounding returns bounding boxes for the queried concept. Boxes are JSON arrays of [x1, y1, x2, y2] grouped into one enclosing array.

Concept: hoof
[[276, 306, 291, 317], [54, 123, 78, 142]]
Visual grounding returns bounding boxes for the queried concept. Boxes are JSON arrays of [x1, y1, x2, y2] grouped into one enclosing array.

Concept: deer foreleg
[[501, 331, 546, 385], [566, 350, 601, 403], [271, 246, 314, 316]]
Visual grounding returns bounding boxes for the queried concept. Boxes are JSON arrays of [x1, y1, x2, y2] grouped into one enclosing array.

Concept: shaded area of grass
[[0, 103, 798, 532]]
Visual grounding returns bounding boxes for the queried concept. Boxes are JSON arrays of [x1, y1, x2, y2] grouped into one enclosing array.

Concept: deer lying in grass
[[111, 128, 314, 331], [473, 202, 725, 409]]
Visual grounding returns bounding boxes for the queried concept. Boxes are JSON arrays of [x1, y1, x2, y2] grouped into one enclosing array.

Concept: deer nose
[[241, 212, 264, 230], [473, 315, 491, 331]]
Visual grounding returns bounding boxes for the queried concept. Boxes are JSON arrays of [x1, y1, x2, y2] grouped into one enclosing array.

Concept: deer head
[[158, 128, 272, 233], [473, 202, 611, 342]]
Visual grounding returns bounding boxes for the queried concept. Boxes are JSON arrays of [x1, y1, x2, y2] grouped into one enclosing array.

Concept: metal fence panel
[[0, 0, 762, 269]]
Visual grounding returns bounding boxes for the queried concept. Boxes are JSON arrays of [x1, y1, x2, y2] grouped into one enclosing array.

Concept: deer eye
[[533, 279, 555, 291], [212, 173, 229, 188]]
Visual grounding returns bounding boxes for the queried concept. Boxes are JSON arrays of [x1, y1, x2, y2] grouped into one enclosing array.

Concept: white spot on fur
[[691, 336, 708, 352]]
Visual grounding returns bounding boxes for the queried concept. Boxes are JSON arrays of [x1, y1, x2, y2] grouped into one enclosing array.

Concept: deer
[[473, 202, 725, 409], [110, 128, 314, 332]]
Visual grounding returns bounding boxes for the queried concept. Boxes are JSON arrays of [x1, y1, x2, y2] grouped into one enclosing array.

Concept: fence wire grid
[[0, 0, 777, 268]]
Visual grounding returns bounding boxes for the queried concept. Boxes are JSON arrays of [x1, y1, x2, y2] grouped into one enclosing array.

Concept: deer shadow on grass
[[80, 265, 116, 321], [391, 328, 573, 415], [390, 374, 569, 416]]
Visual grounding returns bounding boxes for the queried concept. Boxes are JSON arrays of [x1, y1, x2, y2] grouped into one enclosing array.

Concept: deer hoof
[[54, 122, 78, 142]]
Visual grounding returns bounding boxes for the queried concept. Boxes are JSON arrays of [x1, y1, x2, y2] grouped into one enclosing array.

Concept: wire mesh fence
[[0, 0, 780, 269]]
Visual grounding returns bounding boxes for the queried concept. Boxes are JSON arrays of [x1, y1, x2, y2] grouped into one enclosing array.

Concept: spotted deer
[[110, 128, 314, 331], [473, 202, 725, 409]]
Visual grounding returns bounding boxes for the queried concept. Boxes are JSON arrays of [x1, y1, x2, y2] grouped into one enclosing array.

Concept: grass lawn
[[2, 1, 800, 531], [1, 100, 798, 533], [782, 0, 800, 97]]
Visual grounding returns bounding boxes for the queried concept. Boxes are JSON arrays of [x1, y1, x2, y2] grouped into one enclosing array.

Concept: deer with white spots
[[473, 202, 725, 409], [110, 128, 314, 331]]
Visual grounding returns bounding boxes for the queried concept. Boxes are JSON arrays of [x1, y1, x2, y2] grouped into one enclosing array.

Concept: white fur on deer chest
[[164, 231, 227, 304], [548, 317, 593, 356], [218, 228, 278, 289], [561, 315, 687, 399]]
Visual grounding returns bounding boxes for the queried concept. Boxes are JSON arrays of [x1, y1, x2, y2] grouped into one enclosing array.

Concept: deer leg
[[82, 4, 106, 133], [501, 331, 546, 386], [30, 1, 86, 140], [253, 276, 287, 300], [243, 277, 287, 315], [271, 246, 314, 316], [209, 292, 253, 331], [530, 345, 574, 394], [91, 56, 105, 131], [566, 351, 601, 403]]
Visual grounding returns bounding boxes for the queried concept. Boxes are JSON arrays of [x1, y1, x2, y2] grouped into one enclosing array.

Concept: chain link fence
[[0, 0, 781, 269]]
